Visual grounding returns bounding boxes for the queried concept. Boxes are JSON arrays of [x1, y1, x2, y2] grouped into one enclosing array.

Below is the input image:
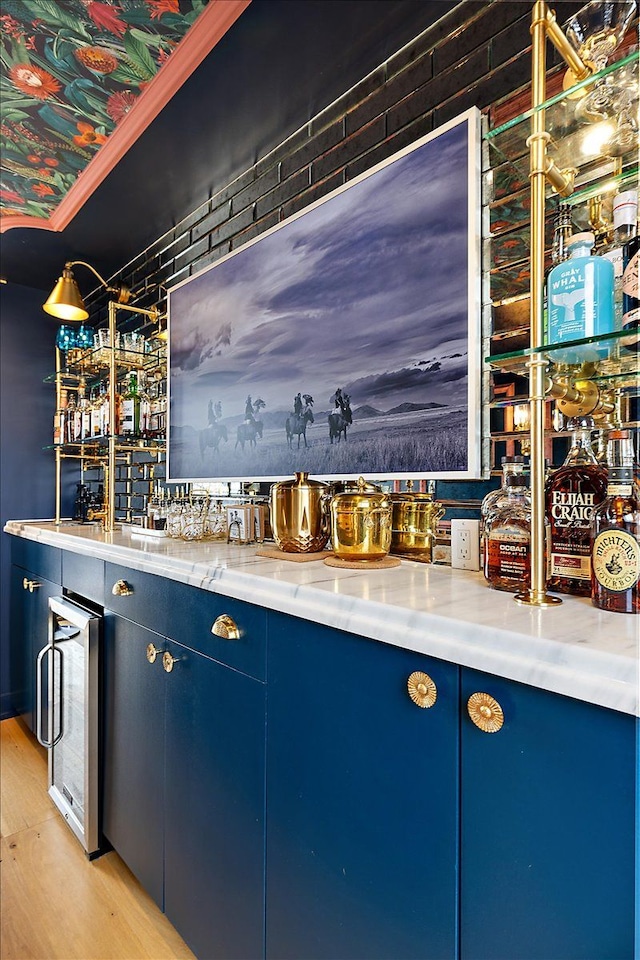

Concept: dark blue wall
[[0, 283, 62, 718]]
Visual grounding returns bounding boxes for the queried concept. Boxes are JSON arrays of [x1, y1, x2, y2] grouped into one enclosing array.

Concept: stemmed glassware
[[564, 0, 636, 122]]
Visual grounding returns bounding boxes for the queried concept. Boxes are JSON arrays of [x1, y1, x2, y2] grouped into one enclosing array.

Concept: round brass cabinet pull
[[162, 651, 180, 673], [211, 614, 240, 641], [467, 692, 504, 733], [146, 643, 161, 664], [111, 579, 133, 597], [22, 578, 41, 593], [407, 671, 437, 709]]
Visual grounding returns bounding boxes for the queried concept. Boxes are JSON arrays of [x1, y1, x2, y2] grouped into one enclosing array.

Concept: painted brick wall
[[96, 1, 587, 312], [85, 0, 584, 502]]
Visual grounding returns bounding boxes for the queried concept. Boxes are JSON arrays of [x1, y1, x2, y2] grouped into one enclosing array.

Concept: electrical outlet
[[451, 519, 480, 571]]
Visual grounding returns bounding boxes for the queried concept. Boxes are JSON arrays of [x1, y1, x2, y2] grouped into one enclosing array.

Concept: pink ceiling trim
[[0, 0, 251, 235]]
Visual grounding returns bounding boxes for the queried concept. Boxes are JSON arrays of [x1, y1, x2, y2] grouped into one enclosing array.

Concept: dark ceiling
[[0, 0, 460, 294]]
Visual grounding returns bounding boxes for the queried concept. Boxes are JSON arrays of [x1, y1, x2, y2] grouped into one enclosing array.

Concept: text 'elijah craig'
[[545, 418, 607, 597]]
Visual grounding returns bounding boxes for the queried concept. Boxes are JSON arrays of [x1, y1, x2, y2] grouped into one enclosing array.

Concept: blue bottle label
[[546, 255, 614, 361]]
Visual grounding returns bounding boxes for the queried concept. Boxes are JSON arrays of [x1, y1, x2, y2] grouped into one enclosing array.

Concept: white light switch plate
[[451, 519, 481, 571]]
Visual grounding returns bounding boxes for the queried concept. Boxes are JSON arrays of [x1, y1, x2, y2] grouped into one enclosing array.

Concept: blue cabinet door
[[460, 668, 636, 960], [9, 564, 60, 732], [266, 612, 459, 960], [164, 638, 266, 960], [102, 612, 165, 908]]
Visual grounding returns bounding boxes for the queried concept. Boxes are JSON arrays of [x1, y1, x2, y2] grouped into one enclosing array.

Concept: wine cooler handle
[[50, 645, 63, 748], [36, 643, 53, 748], [36, 644, 64, 749]]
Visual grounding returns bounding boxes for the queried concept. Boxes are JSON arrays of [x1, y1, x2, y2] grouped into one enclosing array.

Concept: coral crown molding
[[0, 0, 251, 235]]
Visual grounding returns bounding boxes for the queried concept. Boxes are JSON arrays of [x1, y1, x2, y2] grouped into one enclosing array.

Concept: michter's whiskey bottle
[[483, 472, 531, 592], [545, 418, 607, 596], [591, 431, 640, 615]]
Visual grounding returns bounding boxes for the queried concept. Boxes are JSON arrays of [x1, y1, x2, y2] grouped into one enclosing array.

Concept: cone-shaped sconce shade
[[43, 267, 89, 322]]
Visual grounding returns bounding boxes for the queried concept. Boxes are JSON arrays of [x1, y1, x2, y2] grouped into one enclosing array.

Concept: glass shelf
[[45, 344, 166, 383], [487, 327, 639, 384], [484, 50, 639, 200]]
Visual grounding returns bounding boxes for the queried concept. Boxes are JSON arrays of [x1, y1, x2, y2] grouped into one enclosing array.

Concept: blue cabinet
[[164, 637, 265, 960], [266, 611, 460, 960], [102, 612, 165, 907], [266, 613, 637, 960], [460, 668, 636, 960], [102, 570, 266, 960]]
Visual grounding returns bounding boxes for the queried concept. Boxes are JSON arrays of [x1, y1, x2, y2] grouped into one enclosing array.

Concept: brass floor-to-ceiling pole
[[515, 2, 589, 607]]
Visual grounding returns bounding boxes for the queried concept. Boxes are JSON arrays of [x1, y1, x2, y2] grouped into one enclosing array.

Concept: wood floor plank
[[0, 719, 195, 960], [0, 719, 57, 838]]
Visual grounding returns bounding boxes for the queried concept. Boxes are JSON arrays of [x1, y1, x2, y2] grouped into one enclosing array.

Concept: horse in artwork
[[285, 407, 314, 448], [235, 419, 263, 451], [328, 398, 352, 443], [199, 423, 228, 458]]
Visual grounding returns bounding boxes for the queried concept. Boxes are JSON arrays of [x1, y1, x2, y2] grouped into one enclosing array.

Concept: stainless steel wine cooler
[[37, 595, 101, 856]]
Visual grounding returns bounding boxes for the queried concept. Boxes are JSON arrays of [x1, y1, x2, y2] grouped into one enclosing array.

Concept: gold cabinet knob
[[111, 579, 133, 596], [211, 614, 240, 641], [162, 651, 180, 673], [467, 692, 504, 733], [407, 671, 437, 708], [22, 578, 41, 593], [146, 643, 161, 664]]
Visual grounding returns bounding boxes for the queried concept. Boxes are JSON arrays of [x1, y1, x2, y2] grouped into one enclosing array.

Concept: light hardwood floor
[[0, 717, 195, 960]]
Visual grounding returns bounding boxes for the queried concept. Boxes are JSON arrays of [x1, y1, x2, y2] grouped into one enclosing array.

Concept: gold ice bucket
[[330, 477, 392, 561], [269, 472, 330, 553], [389, 493, 445, 561]]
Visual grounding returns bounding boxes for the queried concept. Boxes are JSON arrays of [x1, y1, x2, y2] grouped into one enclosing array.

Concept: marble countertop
[[5, 519, 639, 716]]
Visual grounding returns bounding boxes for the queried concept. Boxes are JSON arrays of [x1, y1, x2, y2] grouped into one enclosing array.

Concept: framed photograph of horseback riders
[[167, 107, 481, 483]]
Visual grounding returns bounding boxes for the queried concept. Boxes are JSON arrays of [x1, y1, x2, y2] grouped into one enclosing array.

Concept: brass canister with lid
[[389, 492, 445, 561], [269, 471, 330, 553], [330, 476, 392, 561]]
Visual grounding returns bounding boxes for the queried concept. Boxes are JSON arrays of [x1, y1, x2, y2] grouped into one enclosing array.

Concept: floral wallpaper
[[1, 0, 208, 222]]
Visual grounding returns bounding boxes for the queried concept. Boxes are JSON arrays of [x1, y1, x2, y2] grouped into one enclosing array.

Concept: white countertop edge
[[5, 519, 639, 717]]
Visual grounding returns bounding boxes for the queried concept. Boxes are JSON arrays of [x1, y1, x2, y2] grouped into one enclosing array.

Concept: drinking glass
[[565, 0, 636, 122]]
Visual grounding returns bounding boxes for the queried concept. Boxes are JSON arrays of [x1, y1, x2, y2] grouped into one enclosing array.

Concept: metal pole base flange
[[515, 590, 563, 607]]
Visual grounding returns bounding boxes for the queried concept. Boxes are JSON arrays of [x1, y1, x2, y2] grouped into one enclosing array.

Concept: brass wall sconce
[[43, 260, 130, 322]]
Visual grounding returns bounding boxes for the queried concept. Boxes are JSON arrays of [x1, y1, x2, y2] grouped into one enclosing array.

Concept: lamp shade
[[43, 267, 89, 322]]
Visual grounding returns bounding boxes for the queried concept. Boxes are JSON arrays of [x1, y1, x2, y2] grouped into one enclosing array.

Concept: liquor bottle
[[480, 455, 529, 533], [543, 203, 573, 343], [591, 430, 639, 614], [91, 385, 105, 437], [546, 231, 615, 363], [138, 370, 151, 437], [78, 378, 91, 440], [120, 372, 140, 437], [545, 417, 607, 596], [98, 382, 113, 436], [601, 189, 637, 332], [53, 388, 68, 445], [621, 230, 639, 352], [65, 391, 77, 443], [483, 471, 531, 592]]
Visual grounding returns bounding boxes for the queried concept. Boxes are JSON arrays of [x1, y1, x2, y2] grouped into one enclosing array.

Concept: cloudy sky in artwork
[[169, 117, 475, 428]]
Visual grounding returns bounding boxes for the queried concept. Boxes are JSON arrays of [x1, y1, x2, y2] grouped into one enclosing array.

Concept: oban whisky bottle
[[591, 431, 639, 614], [545, 418, 607, 596], [480, 456, 529, 533], [483, 472, 531, 593]]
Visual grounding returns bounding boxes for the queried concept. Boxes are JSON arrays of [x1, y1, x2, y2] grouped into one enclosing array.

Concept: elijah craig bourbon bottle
[[545, 417, 607, 596], [591, 431, 640, 615]]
